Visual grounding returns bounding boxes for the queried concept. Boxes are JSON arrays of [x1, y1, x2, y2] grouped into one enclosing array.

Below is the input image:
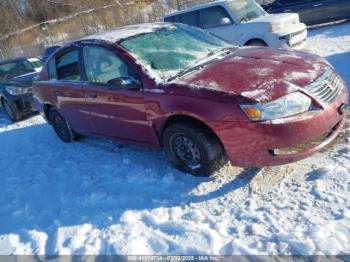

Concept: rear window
[[28, 58, 43, 68]]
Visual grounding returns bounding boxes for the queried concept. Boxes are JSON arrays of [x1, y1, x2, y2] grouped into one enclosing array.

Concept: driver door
[[81, 45, 153, 144], [198, 6, 238, 44]]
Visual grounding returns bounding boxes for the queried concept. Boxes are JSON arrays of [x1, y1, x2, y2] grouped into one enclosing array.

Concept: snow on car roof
[[81, 22, 171, 43]]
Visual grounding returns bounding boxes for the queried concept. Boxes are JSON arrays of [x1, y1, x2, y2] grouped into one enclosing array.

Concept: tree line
[[0, 0, 271, 59]]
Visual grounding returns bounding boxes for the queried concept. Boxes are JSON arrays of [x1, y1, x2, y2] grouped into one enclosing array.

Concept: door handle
[[53, 89, 74, 96], [87, 92, 97, 99], [313, 3, 323, 7]]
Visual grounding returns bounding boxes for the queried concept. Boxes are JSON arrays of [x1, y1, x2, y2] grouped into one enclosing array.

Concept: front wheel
[[162, 123, 225, 176], [2, 99, 19, 122], [49, 108, 78, 143]]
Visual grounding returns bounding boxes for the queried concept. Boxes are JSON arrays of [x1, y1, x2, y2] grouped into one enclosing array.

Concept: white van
[[163, 0, 307, 49]]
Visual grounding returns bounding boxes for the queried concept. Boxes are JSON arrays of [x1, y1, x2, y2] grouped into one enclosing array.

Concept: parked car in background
[[0, 57, 42, 121], [33, 23, 348, 176], [262, 0, 350, 26], [163, 0, 307, 49], [42, 45, 62, 62]]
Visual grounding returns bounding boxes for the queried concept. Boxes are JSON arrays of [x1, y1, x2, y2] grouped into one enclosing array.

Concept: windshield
[[0, 60, 35, 81], [119, 24, 233, 80], [228, 0, 267, 22]]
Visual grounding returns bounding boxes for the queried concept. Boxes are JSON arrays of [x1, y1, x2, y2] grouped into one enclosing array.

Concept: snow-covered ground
[[0, 22, 349, 255]]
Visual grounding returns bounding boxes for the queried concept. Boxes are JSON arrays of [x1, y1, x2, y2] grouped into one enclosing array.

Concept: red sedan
[[33, 23, 349, 176]]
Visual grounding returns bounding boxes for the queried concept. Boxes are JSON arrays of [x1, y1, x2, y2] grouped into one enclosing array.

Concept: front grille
[[305, 69, 344, 104], [291, 29, 306, 38], [279, 29, 306, 41], [289, 39, 306, 48]]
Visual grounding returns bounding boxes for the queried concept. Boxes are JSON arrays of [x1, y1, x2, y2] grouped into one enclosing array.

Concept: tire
[[49, 108, 78, 143], [162, 122, 225, 176], [2, 99, 19, 122], [246, 40, 268, 47]]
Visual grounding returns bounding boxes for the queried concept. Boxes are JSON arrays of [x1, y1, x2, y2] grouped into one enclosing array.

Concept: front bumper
[[215, 89, 349, 167]]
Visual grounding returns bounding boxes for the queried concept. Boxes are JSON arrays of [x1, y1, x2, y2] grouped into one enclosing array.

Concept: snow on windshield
[[119, 25, 231, 80]]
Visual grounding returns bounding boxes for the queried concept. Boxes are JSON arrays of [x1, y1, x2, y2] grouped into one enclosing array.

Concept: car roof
[[81, 22, 173, 43], [163, 0, 229, 18]]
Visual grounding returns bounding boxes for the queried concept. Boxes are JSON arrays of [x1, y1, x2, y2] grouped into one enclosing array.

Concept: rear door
[[49, 48, 93, 134], [81, 45, 154, 144]]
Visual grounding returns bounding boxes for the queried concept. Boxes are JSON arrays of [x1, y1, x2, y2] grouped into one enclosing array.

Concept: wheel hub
[[173, 135, 201, 169]]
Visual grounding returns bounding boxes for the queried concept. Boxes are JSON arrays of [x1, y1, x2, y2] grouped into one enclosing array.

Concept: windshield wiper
[[167, 47, 236, 82], [167, 64, 203, 82], [194, 47, 236, 65]]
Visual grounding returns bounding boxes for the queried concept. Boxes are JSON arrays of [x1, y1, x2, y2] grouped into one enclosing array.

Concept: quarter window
[[180, 11, 199, 27], [200, 6, 231, 29], [83, 46, 135, 85], [56, 49, 80, 81]]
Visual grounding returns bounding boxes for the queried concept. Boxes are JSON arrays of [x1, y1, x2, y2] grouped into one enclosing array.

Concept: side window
[[48, 58, 57, 80], [179, 11, 199, 27], [56, 49, 81, 81], [15, 60, 35, 75], [83, 46, 135, 85], [200, 6, 232, 29]]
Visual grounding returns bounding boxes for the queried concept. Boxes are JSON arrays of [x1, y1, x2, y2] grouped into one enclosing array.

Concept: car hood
[[173, 47, 328, 103]]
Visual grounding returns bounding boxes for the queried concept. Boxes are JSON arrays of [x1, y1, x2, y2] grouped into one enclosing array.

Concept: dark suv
[[0, 57, 43, 121], [262, 0, 350, 25]]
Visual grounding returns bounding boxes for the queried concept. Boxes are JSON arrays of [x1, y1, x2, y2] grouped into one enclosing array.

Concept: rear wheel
[[162, 123, 225, 176], [49, 108, 78, 142], [2, 99, 19, 122]]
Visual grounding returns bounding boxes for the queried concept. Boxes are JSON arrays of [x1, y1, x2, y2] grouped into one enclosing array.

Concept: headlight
[[5, 86, 31, 96], [269, 23, 283, 32], [240, 92, 312, 121]]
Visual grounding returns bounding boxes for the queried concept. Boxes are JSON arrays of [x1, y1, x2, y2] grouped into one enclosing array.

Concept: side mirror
[[108, 77, 141, 90], [221, 17, 231, 26]]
